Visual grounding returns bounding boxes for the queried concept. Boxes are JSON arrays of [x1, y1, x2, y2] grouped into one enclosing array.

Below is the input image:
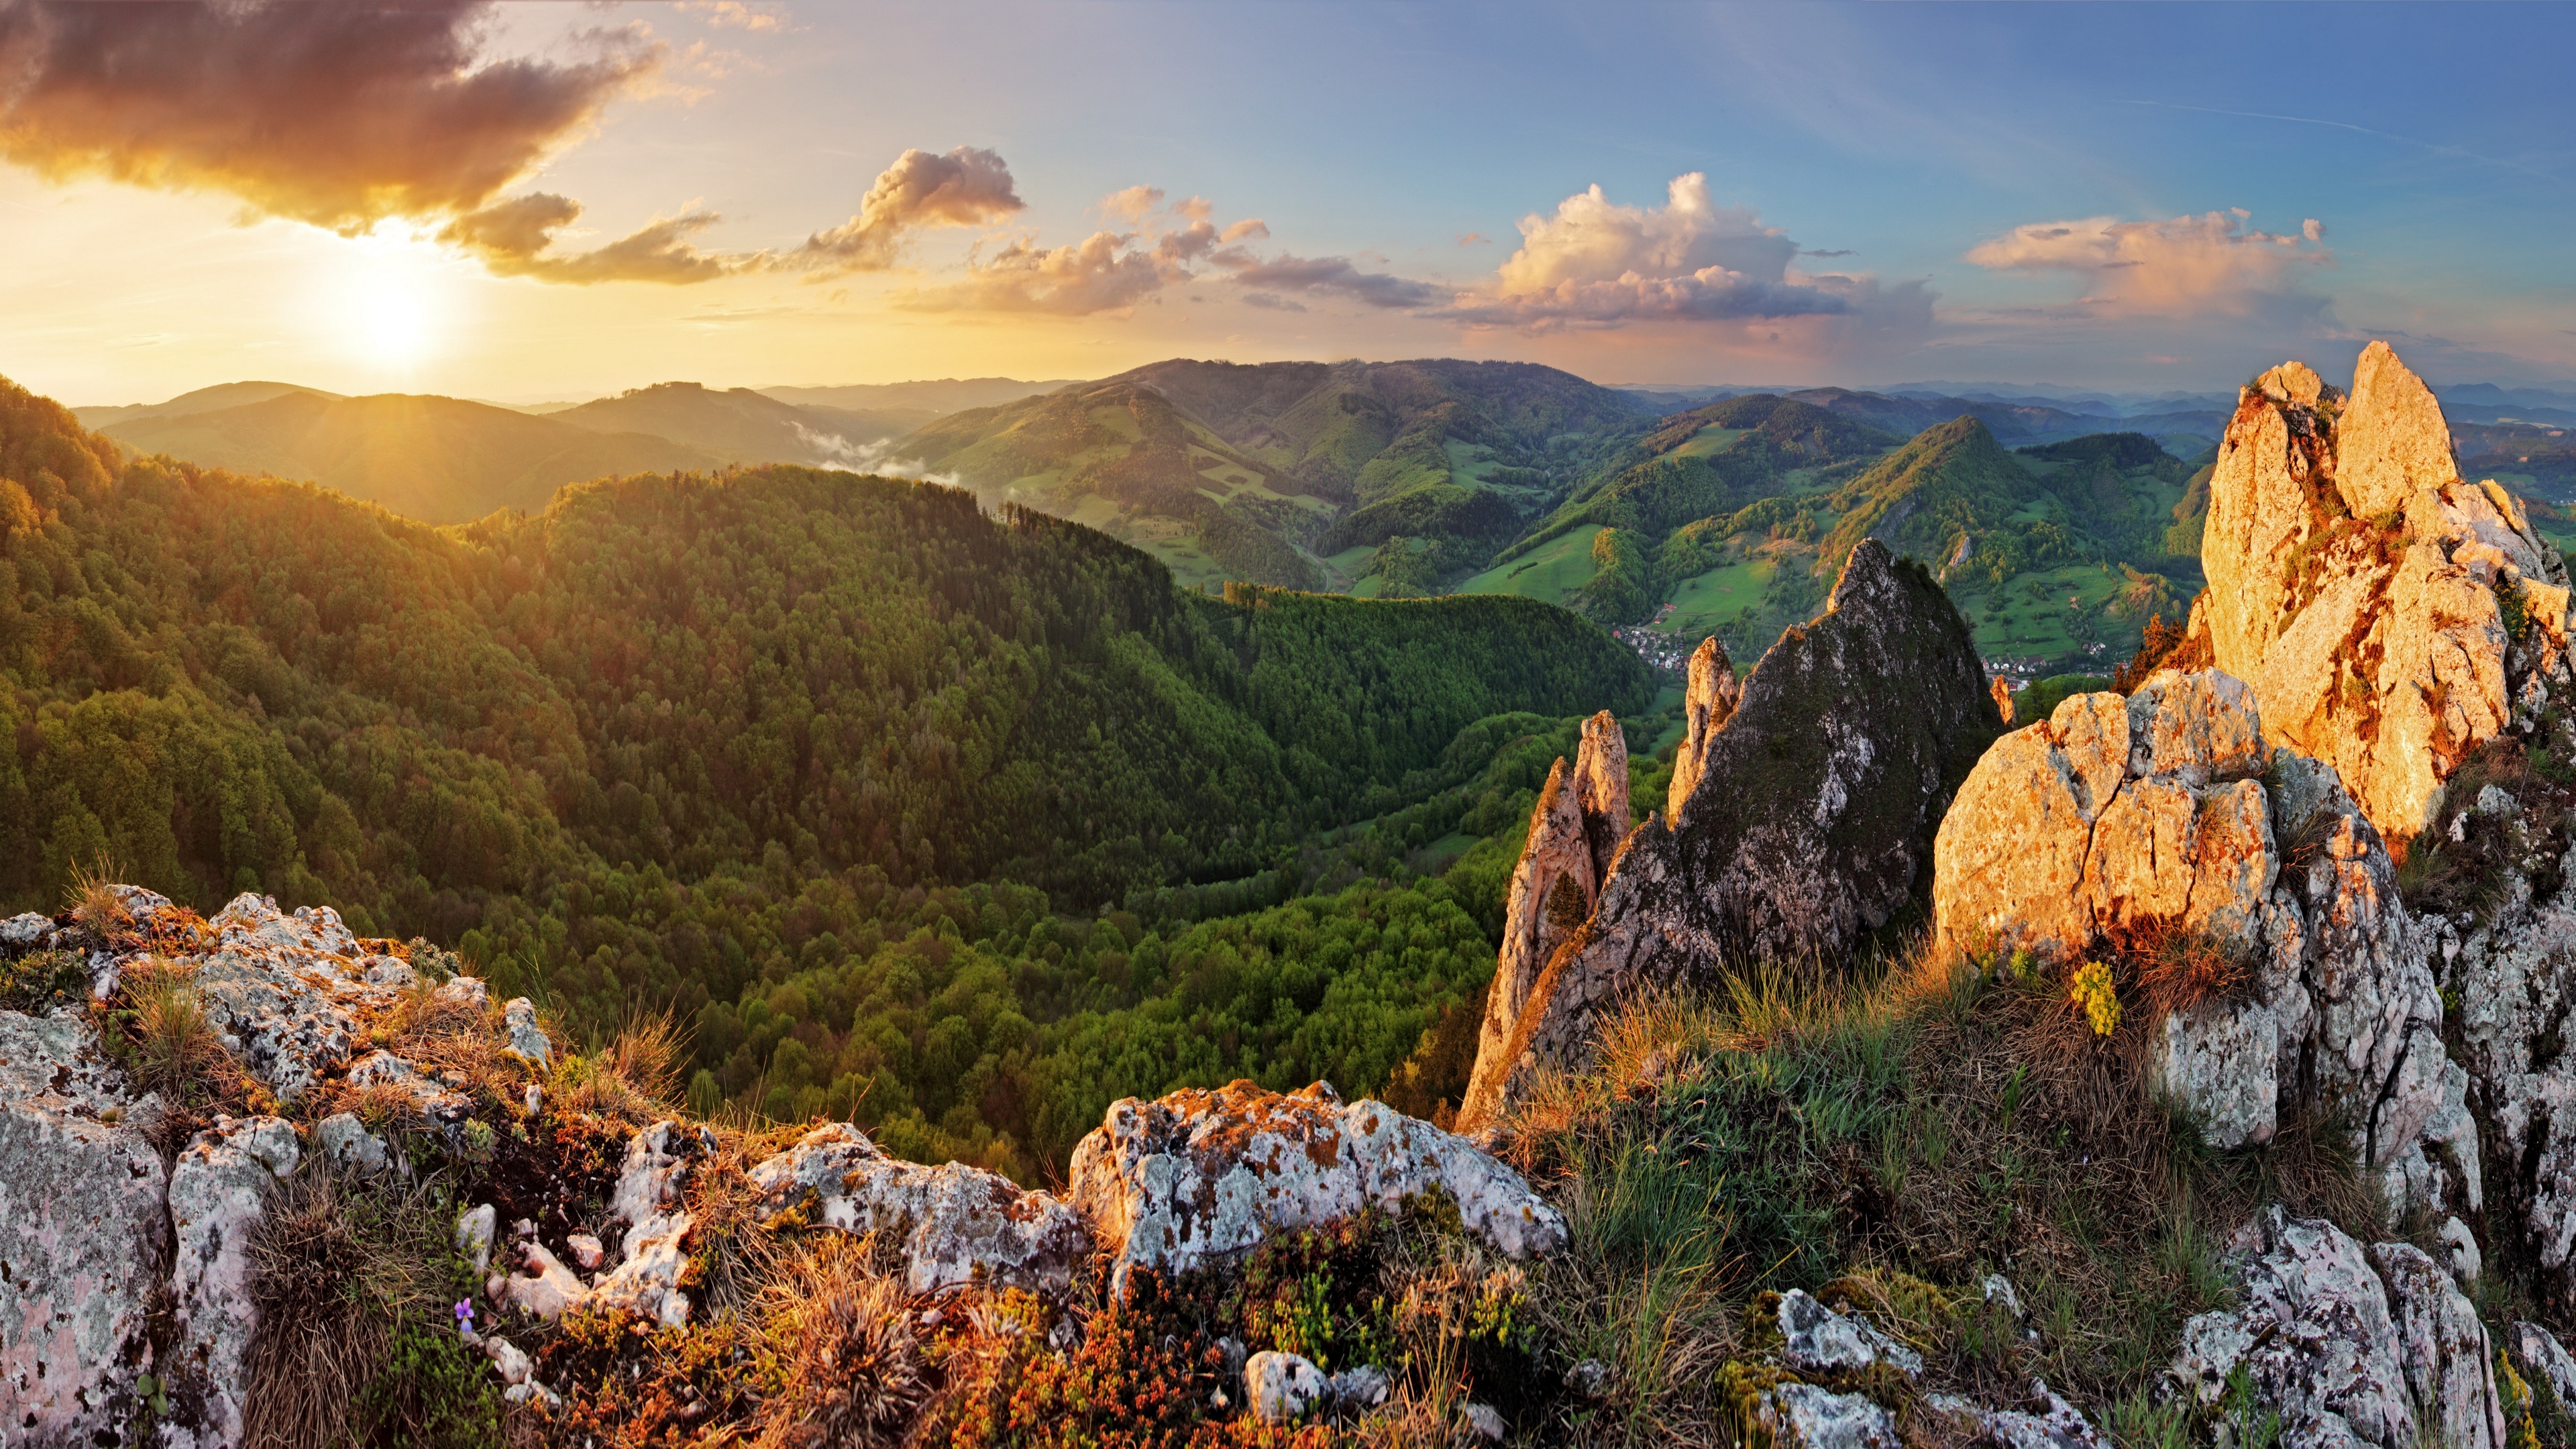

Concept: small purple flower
[[455, 1299, 475, 1334]]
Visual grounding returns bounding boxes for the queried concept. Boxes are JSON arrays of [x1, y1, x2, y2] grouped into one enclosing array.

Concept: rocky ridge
[[1932, 669, 2473, 1208], [0, 890, 1560, 1445], [1459, 539, 2000, 1129], [2197, 341, 2574, 847]]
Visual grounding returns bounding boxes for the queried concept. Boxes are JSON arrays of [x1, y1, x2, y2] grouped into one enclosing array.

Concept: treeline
[[0, 375, 1657, 1178]]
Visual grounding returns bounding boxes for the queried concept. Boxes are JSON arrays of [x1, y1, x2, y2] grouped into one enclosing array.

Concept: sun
[[358, 283, 430, 369]]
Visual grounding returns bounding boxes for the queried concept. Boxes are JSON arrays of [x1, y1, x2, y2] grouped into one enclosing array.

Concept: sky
[[2, 0, 2571, 407]]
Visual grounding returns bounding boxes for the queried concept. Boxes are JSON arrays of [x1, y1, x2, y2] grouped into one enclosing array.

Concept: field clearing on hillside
[[1457, 523, 1607, 604], [1322, 543, 1377, 590], [1662, 557, 1774, 638], [1671, 425, 1748, 459], [1953, 563, 2157, 663]]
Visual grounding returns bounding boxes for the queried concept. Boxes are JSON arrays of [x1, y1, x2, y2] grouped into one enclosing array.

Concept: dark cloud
[[440, 193, 734, 284], [792, 146, 1024, 273], [1239, 291, 1306, 313], [0, 0, 657, 233], [1218, 253, 1444, 309], [1800, 248, 1856, 258]]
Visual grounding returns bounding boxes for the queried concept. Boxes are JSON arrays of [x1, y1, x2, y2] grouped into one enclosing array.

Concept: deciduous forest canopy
[[0, 378, 1651, 1177]]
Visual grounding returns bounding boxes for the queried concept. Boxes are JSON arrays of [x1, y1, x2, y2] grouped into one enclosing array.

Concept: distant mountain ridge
[[892, 358, 1655, 590], [95, 391, 728, 523]]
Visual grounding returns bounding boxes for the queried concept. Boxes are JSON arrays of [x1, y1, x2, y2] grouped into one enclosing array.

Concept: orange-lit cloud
[[790, 146, 1025, 274], [0, 0, 657, 234], [1965, 210, 2330, 315], [439, 193, 737, 284]]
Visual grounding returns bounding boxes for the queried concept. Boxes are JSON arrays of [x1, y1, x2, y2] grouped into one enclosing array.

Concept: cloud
[[899, 187, 1274, 315], [791, 146, 1024, 274], [1438, 173, 1878, 331], [679, 1, 784, 32], [1217, 252, 1444, 309], [0, 0, 657, 233], [898, 231, 1174, 315], [1099, 184, 1165, 226], [1964, 209, 2330, 315], [1801, 248, 1855, 258], [1240, 291, 1307, 313], [1456, 231, 1491, 247], [439, 193, 737, 284]]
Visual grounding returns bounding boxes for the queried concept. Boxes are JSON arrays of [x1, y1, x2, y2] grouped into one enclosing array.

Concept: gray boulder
[[751, 1121, 1091, 1297], [1773, 1288, 1922, 1379], [1244, 1350, 1326, 1425], [1754, 1382, 1901, 1448], [1069, 1080, 1564, 1291], [160, 1116, 301, 1449], [2167, 1207, 2505, 1448], [0, 1008, 165, 1443]]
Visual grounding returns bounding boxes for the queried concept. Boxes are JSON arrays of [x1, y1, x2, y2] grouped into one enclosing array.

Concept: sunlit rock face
[[1459, 540, 2000, 1130], [1932, 672, 2471, 1201], [2198, 340, 2573, 849], [1474, 710, 1629, 1116]]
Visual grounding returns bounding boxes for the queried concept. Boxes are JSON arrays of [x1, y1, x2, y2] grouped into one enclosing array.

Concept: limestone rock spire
[[1666, 636, 1740, 825], [1473, 710, 1633, 1112]]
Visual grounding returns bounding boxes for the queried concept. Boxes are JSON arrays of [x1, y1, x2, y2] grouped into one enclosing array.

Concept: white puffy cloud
[[1430, 172, 1892, 331], [1964, 209, 2330, 315], [900, 185, 1272, 315], [791, 146, 1025, 274]]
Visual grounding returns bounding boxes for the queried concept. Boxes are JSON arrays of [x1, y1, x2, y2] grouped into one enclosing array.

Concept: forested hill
[[0, 374, 1648, 923]]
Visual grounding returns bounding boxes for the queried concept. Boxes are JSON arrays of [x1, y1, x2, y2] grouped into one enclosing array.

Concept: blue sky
[[4, 1, 2569, 400]]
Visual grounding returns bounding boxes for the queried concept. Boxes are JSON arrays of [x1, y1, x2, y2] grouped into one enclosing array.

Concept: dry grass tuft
[[552, 1008, 688, 1126], [2127, 926, 2251, 1019], [240, 1168, 457, 1449], [64, 855, 133, 942], [750, 1234, 928, 1448], [120, 955, 224, 1099]]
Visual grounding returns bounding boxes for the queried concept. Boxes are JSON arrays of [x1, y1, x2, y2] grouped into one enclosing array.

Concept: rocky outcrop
[[1667, 635, 1741, 822], [2439, 833, 2576, 1317], [0, 1007, 164, 1442], [749, 1122, 1091, 1297], [1932, 672, 2467, 1203], [2167, 1207, 2506, 1448], [1460, 541, 1999, 1129], [1744, 1287, 2106, 1448], [1069, 1080, 1565, 1289], [1474, 712, 1629, 1110], [2197, 341, 2572, 847], [194, 894, 424, 1104], [592, 1120, 715, 1327], [163, 1116, 302, 1448]]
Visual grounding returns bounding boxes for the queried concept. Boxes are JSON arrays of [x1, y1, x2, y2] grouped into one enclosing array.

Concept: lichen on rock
[[1069, 1079, 1565, 1289], [748, 1120, 1091, 1297], [2167, 1206, 2506, 1448], [0, 1006, 165, 1443]]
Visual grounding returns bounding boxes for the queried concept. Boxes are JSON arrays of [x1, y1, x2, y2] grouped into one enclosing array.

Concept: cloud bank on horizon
[[0, 0, 2563, 395]]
